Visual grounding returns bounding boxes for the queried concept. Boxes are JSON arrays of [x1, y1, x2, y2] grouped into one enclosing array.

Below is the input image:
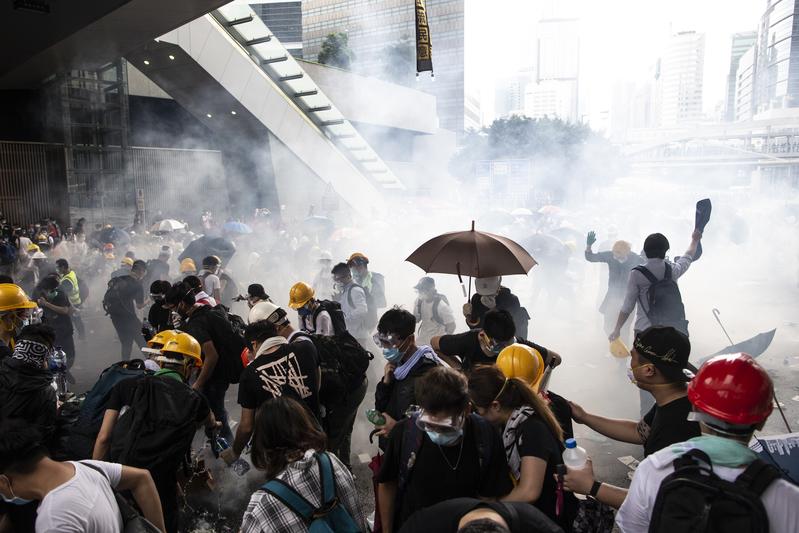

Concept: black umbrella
[[696, 329, 777, 366]]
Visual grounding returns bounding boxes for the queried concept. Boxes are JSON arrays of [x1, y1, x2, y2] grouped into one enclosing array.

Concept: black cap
[[247, 283, 268, 299], [633, 326, 694, 383]]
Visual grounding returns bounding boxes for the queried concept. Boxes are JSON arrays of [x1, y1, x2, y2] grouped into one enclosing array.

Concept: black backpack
[[102, 276, 130, 315], [415, 294, 450, 326], [0, 241, 17, 266], [108, 374, 205, 472], [347, 283, 378, 331], [295, 332, 372, 404], [649, 449, 780, 533], [313, 300, 349, 336], [200, 306, 246, 384], [634, 263, 689, 335], [67, 359, 150, 459]]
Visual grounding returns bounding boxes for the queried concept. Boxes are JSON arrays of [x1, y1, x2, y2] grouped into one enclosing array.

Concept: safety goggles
[[415, 409, 466, 436], [373, 332, 403, 349], [480, 333, 512, 355]]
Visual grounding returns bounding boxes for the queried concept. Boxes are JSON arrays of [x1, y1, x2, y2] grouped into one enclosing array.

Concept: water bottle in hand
[[562, 438, 588, 469], [214, 437, 251, 476]]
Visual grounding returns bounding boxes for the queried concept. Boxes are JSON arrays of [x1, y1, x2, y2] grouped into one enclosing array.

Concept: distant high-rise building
[[735, 46, 757, 121], [250, 1, 303, 57], [724, 31, 757, 121], [301, 0, 472, 133], [495, 71, 534, 118], [753, 0, 799, 114], [658, 31, 705, 126], [535, 1, 580, 121]]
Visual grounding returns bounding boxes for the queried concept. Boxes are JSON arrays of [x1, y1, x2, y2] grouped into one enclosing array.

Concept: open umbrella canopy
[[406, 222, 537, 278], [150, 219, 185, 233], [696, 329, 777, 366], [222, 221, 252, 234]]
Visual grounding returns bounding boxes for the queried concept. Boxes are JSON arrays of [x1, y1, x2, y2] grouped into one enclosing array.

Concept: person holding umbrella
[[463, 276, 530, 340]]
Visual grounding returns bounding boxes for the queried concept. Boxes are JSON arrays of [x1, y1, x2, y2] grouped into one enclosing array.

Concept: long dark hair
[[468, 365, 563, 443], [250, 396, 326, 478]]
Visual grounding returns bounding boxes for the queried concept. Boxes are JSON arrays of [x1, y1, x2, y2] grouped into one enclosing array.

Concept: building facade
[[534, 1, 580, 122], [250, 1, 303, 57], [735, 46, 757, 121], [301, 0, 471, 133], [725, 31, 757, 121], [753, 0, 799, 114], [658, 31, 705, 126]]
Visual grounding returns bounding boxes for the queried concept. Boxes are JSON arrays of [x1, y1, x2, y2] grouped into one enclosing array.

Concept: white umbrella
[[510, 207, 534, 216], [150, 219, 186, 233]]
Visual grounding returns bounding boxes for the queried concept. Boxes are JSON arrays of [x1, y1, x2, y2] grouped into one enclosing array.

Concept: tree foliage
[[381, 36, 415, 86], [449, 115, 625, 199], [318, 32, 355, 70]]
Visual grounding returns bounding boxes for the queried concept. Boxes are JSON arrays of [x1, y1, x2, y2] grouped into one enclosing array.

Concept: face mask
[[298, 307, 312, 318], [0, 479, 32, 506], [480, 295, 497, 309], [627, 363, 654, 386], [382, 347, 402, 362], [426, 428, 463, 446], [47, 290, 57, 299]]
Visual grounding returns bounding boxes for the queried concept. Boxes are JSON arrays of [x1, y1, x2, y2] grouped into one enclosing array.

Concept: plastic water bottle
[[562, 438, 588, 469], [213, 437, 251, 476]]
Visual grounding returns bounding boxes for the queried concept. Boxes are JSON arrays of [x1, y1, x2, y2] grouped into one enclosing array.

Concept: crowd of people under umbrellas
[[0, 208, 797, 533]]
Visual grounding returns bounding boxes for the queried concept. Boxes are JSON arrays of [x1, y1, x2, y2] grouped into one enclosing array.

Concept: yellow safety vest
[[60, 270, 81, 306]]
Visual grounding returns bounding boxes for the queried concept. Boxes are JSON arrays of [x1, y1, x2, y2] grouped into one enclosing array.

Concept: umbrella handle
[[712, 308, 735, 346], [457, 262, 467, 298]]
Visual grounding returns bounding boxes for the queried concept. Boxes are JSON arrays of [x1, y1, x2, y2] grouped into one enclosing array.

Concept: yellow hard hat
[[288, 282, 315, 309], [121, 257, 134, 267], [142, 329, 181, 355], [159, 332, 203, 368], [347, 252, 369, 265], [609, 337, 631, 358], [496, 343, 544, 389], [180, 258, 196, 273], [26, 243, 40, 253], [0, 284, 37, 312]]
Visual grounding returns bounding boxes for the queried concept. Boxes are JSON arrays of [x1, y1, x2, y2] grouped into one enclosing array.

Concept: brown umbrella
[[406, 221, 537, 279]]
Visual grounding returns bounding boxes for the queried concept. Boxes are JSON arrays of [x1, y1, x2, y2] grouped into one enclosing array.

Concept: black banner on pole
[[415, 0, 433, 75]]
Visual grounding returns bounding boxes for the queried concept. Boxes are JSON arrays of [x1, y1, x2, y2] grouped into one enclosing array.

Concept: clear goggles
[[414, 409, 466, 436], [373, 332, 402, 348]]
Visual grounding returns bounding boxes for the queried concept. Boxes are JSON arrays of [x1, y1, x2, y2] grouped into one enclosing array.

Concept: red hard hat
[[687, 353, 773, 426]]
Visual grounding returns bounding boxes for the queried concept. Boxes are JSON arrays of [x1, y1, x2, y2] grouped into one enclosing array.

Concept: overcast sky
[[468, 0, 764, 126]]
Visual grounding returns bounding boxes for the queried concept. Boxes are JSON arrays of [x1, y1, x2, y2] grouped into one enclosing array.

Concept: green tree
[[449, 115, 625, 198], [381, 36, 415, 86], [317, 32, 355, 70]]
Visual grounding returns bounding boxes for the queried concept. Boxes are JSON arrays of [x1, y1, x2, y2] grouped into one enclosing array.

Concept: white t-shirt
[[36, 460, 123, 533], [200, 271, 221, 296], [414, 296, 455, 346], [616, 446, 799, 533]]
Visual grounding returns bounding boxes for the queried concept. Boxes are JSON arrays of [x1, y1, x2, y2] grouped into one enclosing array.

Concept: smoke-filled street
[[3, 0, 799, 532]]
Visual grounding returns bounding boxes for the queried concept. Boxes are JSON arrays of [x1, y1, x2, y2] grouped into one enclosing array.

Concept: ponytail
[[469, 365, 563, 443]]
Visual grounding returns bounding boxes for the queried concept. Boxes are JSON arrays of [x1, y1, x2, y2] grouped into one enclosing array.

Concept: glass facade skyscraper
[[754, 0, 799, 113]]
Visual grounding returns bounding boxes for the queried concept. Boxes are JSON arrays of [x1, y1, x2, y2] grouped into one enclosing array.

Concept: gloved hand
[[462, 302, 472, 319], [220, 447, 238, 466], [586, 231, 597, 247]]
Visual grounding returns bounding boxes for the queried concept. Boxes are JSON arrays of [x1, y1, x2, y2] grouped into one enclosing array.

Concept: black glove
[[586, 231, 597, 247]]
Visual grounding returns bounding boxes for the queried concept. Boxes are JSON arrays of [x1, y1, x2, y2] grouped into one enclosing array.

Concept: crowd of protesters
[[0, 210, 797, 533]]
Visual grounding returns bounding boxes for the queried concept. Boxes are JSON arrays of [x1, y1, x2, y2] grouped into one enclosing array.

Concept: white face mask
[[480, 295, 497, 309]]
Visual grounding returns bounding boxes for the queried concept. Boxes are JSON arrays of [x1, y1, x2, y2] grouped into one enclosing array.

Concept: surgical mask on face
[[627, 363, 654, 386], [47, 290, 57, 300], [382, 347, 402, 362], [0, 479, 32, 506], [297, 307, 312, 318], [426, 428, 463, 446], [480, 295, 497, 309]]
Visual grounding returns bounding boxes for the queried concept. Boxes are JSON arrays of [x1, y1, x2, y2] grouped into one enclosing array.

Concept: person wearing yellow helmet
[[468, 365, 577, 530], [93, 330, 216, 533], [288, 281, 345, 336], [0, 283, 38, 356], [140, 328, 181, 371]]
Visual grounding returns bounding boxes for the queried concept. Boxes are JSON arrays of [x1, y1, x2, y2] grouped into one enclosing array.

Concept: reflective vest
[[60, 270, 81, 306]]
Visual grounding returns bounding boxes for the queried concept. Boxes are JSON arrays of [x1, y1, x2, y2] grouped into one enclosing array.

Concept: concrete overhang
[[0, 0, 229, 89]]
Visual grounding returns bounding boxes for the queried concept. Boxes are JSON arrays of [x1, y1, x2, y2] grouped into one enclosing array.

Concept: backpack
[[415, 294, 450, 326], [397, 413, 494, 509], [648, 449, 780, 533], [77, 275, 89, 303], [295, 332, 372, 404], [313, 300, 348, 336], [67, 360, 149, 459], [633, 263, 689, 335], [103, 276, 130, 315], [260, 452, 361, 533], [0, 241, 17, 266], [347, 284, 378, 331], [108, 374, 205, 472]]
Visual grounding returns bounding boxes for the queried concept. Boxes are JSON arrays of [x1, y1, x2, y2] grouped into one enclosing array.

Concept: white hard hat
[[475, 276, 501, 296], [248, 301, 288, 325], [31, 251, 47, 260], [319, 251, 333, 262]]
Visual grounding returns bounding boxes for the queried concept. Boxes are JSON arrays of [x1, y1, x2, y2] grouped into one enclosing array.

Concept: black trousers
[[110, 314, 145, 360], [325, 377, 368, 468]]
